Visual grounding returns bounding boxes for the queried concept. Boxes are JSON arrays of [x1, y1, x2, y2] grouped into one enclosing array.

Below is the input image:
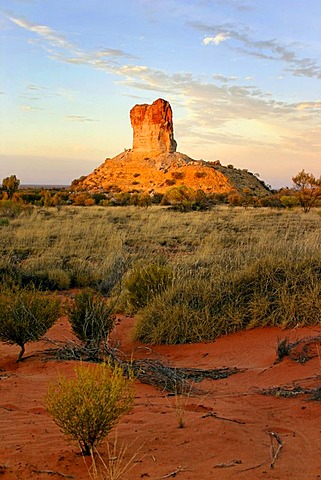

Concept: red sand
[[1, 316, 321, 479]]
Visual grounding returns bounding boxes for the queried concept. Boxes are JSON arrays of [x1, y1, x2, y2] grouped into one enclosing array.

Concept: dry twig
[[268, 431, 283, 469], [32, 469, 74, 478], [202, 412, 245, 424], [158, 466, 187, 478]]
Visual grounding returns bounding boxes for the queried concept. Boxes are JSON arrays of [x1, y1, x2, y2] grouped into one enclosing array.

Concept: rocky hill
[[72, 98, 270, 197]]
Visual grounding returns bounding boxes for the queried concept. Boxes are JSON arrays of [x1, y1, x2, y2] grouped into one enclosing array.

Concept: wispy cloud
[[10, 16, 74, 50], [192, 20, 321, 79], [20, 104, 42, 111], [65, 115, 96, 122], [20, 84, 76, 102], [212, 73, 238, 82], [9, 14, 135, 64], [209, 0, 255, 12]]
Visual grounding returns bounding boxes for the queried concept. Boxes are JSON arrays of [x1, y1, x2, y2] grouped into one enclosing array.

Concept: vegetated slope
[[72, 150, 270, 196]]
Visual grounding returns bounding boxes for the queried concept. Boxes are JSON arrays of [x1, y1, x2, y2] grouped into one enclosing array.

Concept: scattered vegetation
[[68, 289, 115, 353], [123, 263, 173, 310], [0, 288, 60, 361], [45, 363, 135, 456], [2, 171, 321, 346]]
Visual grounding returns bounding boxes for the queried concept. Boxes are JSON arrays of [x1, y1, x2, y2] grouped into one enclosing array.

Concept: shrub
[[194, 170, 207, 178], [171, 171, 185, 180], [45, 363, 134, 455], [124, 263, 173, 310], [68, 290, 115, 350], [280, 195, 299, 209], [47, 269, 71, 290], [0, 289, 60, 361]]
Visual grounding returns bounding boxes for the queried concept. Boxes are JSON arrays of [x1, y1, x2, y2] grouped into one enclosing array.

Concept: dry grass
[[2, 205, 321, 342]]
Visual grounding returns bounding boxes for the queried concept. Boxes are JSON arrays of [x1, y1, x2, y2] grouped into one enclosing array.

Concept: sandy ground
[[1, 315, 321, 480]]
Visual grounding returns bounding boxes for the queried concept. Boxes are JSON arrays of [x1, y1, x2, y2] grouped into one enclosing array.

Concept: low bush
[[0, 288, 61, 361], [123, 263, 173, 310], [68, 290, 115, 351], [45, 363, 135, 455]]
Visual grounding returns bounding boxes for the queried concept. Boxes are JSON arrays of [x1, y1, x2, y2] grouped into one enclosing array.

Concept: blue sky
[[1, 0, 321, 188]]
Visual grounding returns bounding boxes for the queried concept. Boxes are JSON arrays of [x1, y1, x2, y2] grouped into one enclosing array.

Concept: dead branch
[[239, 462, 266, 472], [32, 469, 75, 478], [214, 459, 242, 468], [268, 431, 283, 469], [202, 412, 245, 424], [158, 466, 187, 478]]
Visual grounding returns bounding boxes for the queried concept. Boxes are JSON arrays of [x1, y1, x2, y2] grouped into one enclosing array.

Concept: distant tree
[[2, 175, 20, 198], [292, 170, 321, 213]]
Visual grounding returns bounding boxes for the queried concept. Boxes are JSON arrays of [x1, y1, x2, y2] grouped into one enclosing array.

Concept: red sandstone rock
[[72, 98, 270, 197], [130, 98, 177, 156]]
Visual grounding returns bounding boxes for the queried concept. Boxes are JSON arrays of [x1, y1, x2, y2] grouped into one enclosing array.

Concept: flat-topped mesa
[[130, 98, 177, 157]]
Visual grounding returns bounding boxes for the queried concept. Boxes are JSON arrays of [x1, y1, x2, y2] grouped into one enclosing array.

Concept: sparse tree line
[[2, 170, 321, 213]]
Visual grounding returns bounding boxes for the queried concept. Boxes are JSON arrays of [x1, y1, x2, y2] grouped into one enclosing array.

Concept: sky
[[1, 0, 321, 188]]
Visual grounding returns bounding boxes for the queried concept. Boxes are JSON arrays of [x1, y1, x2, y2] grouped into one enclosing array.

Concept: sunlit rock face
[[130, 98, 177, 156], [72, 98, 271, 198]]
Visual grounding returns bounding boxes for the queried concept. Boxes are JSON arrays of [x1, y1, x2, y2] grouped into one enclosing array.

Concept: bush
[[68, 290, 115, 350], [171, 171, 185, 180], [45, 363, 134, 455], [124, 263, 173, 310], [194, 170, 207, 178], [0, 289, 60, 361]]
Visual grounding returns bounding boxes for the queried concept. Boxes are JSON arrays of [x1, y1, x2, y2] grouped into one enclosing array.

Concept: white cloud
[[65, 115, 96, 122], [203, 33, 229, 46]]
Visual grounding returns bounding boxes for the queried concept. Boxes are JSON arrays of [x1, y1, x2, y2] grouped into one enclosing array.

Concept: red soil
[[1, 315, 321, 479]]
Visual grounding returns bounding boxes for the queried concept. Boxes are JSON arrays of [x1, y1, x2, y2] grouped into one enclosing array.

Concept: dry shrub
[[45, 363, 135, 456]]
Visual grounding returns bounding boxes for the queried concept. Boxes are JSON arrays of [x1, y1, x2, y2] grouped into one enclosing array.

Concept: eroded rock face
[[130, 98, 177, 156]]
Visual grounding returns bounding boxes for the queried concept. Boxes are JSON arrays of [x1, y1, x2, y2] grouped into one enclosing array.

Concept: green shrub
[[45, 362, 134, 455], [68, 290, 115, 350], [124, 263, 173, 310], [0, 289, 60, 361]]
